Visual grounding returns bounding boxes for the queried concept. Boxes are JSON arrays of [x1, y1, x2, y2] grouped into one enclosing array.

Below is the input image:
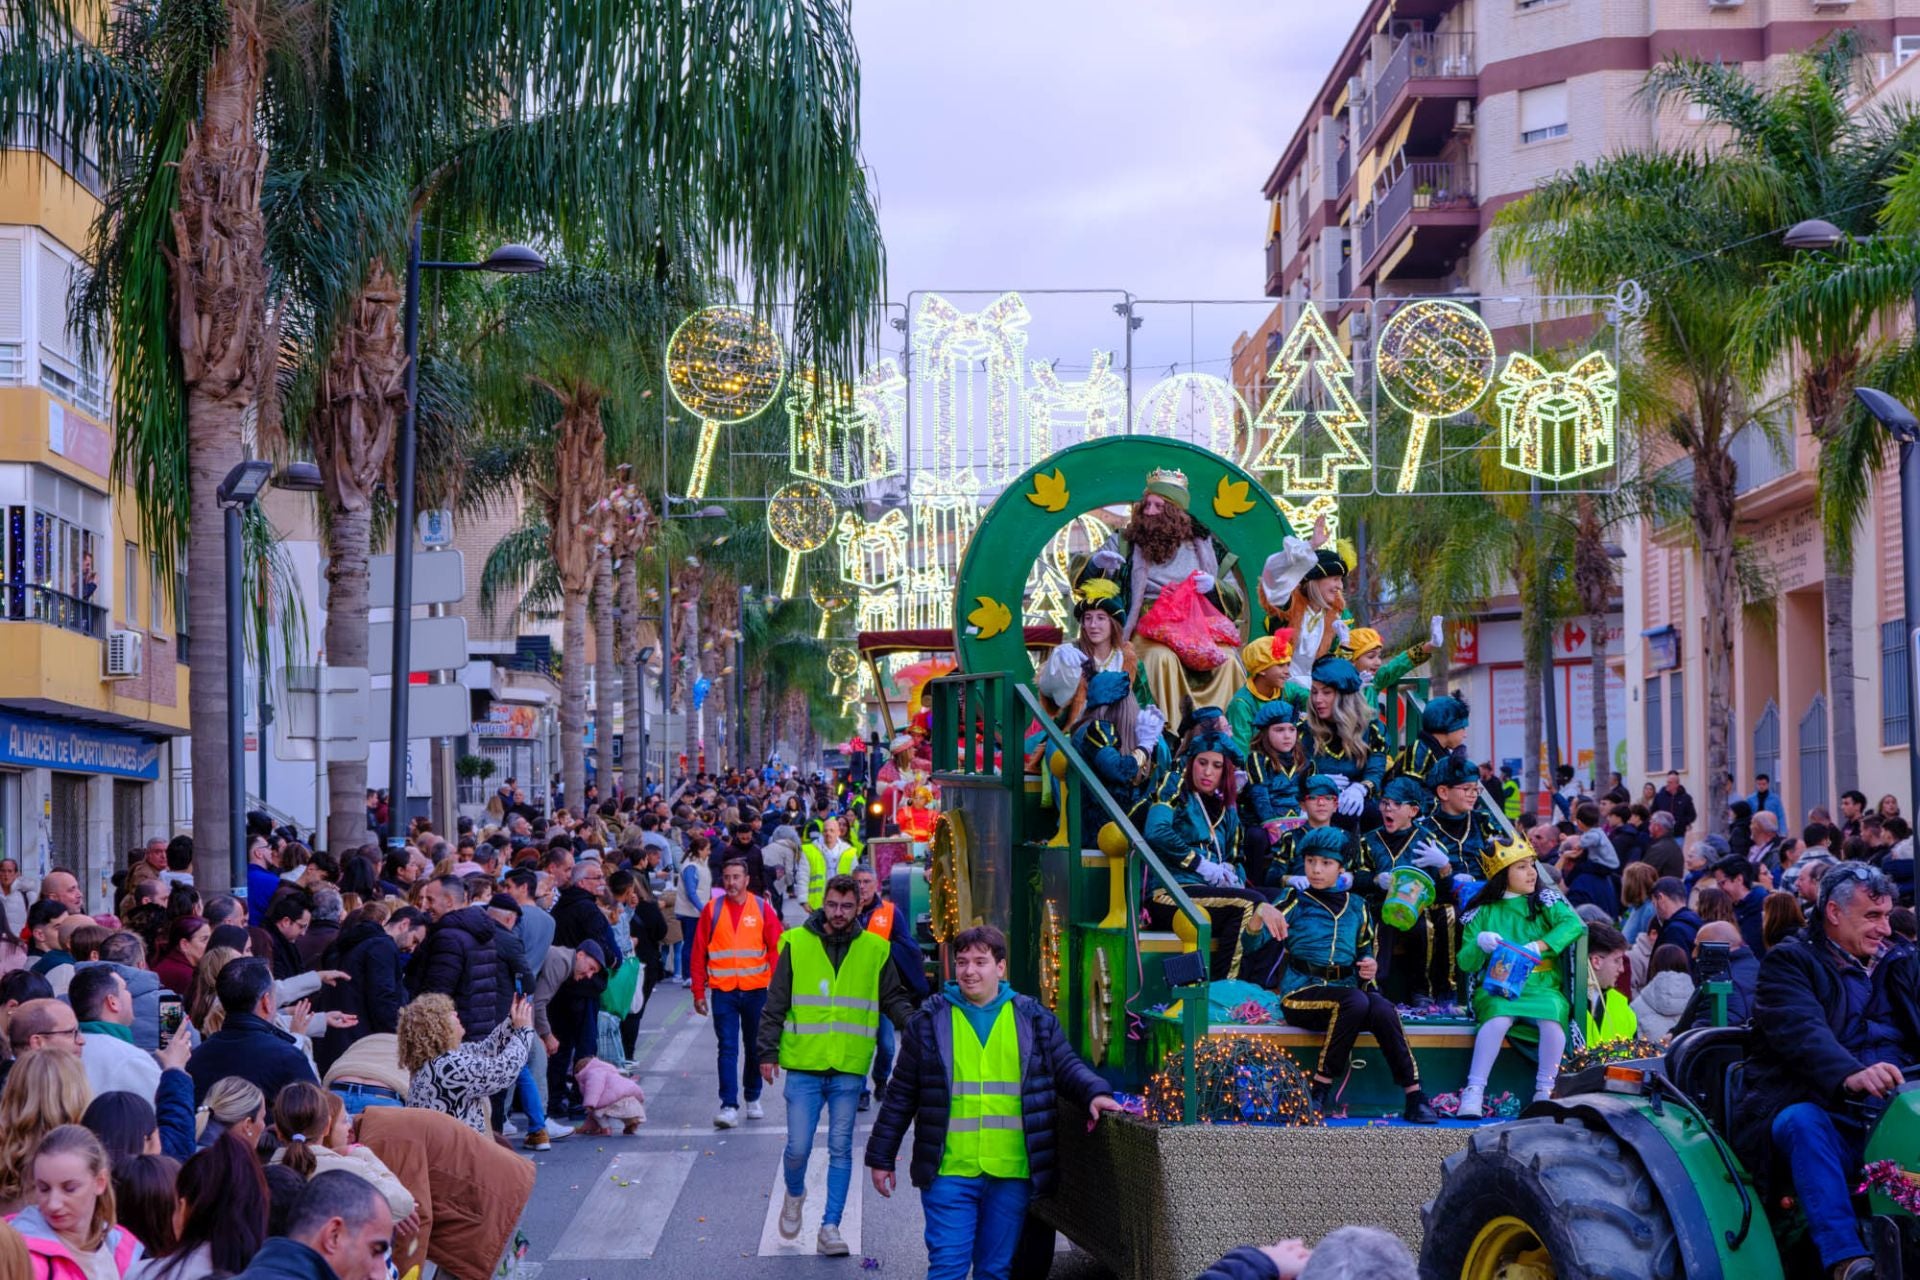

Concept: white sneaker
[[778, 1192, 806, 1239], [544, 1119, 574, 1139], [744, 1099, 766, 1120], [501, 1120, 520, 1137], [714, 1105, 739, 1129], [817, 1224, 849, 1256], [1457, 1085, 1485, 1119], [1534, 1085, 1556, 1104]]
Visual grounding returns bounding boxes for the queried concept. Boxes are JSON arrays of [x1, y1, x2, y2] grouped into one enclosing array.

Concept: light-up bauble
[[666, 306, 785, 498], [1137, 373, 1254, 463], [1495, 351, 1618, 483], [1375, 299, 1496, 493], [768, 480, 838, 596]]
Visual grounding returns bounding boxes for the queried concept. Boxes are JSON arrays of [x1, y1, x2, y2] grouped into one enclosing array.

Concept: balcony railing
[[1361, 32, 1475, 141], [1266, 237, 1288, 291], [1359, 160, 1476, 267], [39, 348, 107, 419], [1337, 255, 1352, 299], [3, 584, 105, 637], [3, 115, 104, 198], [1335, 146, 1351, 193]]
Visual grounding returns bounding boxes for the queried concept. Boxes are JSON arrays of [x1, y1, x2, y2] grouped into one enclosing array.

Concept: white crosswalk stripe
[[755, 1146, 863, 1257], [548, 1151, 699, 1260]]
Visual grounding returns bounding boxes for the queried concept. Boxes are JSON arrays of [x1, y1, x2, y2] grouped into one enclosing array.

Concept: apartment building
[[0, 129, 189, 903], [1249, 0, 1920, 811]]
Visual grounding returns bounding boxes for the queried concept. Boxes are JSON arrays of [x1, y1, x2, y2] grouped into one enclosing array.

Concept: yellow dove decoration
[[966, 595, 1013, 640], [1212, 475, 1256, 520], [1026, 468, 1070, 513]]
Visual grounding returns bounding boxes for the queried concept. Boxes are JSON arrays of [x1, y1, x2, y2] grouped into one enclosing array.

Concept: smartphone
[[157, 999, 185, 1049]]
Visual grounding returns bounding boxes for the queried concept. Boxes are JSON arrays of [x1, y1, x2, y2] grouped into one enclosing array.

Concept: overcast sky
[[851, 1, 1369, 375]]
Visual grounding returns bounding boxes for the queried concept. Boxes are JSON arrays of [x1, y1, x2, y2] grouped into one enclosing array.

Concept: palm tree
[[1659, 36, 1920, 798]]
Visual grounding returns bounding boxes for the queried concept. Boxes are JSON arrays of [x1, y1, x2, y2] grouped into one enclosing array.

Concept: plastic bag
[[1135, 572, 1239, 670]]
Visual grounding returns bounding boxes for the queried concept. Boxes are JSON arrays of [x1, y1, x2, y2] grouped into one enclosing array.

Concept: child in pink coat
[[575, 1057, 647, 1135]]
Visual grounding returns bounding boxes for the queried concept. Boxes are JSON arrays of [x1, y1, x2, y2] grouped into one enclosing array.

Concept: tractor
[[1418, 1025, 1920, 1279]]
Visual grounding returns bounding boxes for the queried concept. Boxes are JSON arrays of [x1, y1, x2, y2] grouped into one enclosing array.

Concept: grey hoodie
[[1630, 969, 1697, 1042]]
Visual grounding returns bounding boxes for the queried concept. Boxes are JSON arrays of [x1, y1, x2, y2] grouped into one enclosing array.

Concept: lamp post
[[217, 459, 323, 895], [1784, 218, 1920, 816], [386, 222, 544, 845]]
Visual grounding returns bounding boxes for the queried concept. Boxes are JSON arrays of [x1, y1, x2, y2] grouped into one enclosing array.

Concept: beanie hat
[[1311, 656, 1362, 695]]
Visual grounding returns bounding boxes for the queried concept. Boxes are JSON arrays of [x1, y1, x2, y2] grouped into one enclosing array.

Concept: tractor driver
[[1742, 861, 1920, 1280]]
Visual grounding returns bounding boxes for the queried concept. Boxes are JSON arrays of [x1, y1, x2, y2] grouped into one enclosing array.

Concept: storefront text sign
[[1750, 506, 1822, 594], [0, 711, 161, 780]]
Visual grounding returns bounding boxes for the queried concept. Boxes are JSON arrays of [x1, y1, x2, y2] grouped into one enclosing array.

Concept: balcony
[[1266, 237, 1291, 297], [1354, 32, 1476, 154], [1356, 160, 1478, 284], [2, 584, 104, 637], [1337, 254, 1352, 300], [1, 116, 104, 199], [1335, 146, 1351, 196]]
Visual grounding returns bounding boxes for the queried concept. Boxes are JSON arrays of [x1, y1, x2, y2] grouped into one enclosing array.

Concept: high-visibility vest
[[939, 1003, 1029, 1178], [866, 900, 897, 940], [805, 843, 861, 909], [779, 928, 889, 1074], [705, 896, 773, 991], [1585, 986, 1638, 1045]]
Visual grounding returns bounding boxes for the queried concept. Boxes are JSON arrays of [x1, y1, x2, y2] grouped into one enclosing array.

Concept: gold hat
[[1242, 635, 1279, 676], [1145, 467, 1190, 511], [1478, 836, 1533, 880], [1345, 627, 1383, 658]]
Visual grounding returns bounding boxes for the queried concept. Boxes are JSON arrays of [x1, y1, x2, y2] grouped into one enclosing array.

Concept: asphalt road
[[507, 936, 1113, 1279]]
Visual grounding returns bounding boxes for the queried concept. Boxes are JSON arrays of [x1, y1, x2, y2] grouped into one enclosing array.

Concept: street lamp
[[1855, 388, 1920, 816], [387, 224, 545, 844], [1783, 218, 1848, 252], [218, 460, 323, 892]]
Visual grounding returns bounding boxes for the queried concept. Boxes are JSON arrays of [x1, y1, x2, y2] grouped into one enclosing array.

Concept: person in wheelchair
[[1743, 861, 1920, 1280]]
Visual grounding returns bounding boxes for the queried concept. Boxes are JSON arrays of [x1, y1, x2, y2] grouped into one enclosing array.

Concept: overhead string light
[[907, 474, 980, 631], [1136, 372, 1254, 463], [1027, 350, 1126, 449], [911, 292, 1036, 485], [666, 305, 785, 499], [1373, 299, 1496, 493], [787, 362, 906, 490]]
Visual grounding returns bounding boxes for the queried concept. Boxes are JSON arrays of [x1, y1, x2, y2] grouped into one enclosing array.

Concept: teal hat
[[1422, 695, 1470, 735], [1302, 773, 1343, 799], [1085, 671, 1131, 707], [1183, 730, 1244, 767], [1296, 826, 1351, 866], [1310, 656, 1362, 695], [1382, 776, 1428, 810], [1251, 699, 1298, 731], [1430, 755, 1479, 790]]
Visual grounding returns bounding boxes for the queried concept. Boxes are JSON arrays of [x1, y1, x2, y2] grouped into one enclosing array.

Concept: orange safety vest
[[706, 896, 773, 991], [866, 900, 897, 940]]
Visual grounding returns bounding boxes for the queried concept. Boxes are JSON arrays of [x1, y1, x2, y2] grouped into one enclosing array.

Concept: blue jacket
[[185, 1011, 316, 1104], [156, 1066, 196, 1162], [1747, 788, 1786, 826], [246, 864, 281, 926], [1143, 791, 1242, 885]]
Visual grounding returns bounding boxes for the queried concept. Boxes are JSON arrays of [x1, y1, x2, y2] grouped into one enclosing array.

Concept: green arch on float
[[951, 437, 1296, 678]]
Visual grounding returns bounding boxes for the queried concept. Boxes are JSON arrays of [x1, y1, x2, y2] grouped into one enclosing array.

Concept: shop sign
[[1749, 505, 1822, 594], [473, 704, 540, 739], [1450, 620, 1479, 665], [0, 710, 160, 780]]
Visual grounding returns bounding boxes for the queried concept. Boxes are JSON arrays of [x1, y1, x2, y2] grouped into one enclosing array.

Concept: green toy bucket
[[1381, 866, 1435, 931]]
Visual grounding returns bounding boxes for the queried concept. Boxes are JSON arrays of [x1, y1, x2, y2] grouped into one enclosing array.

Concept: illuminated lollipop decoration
[[767, 480, 838, 597], [667, 306, 786, 498], [827, 646, 861, 698], [1375, 299, 1496, 494], [808, 578, 851, 640]]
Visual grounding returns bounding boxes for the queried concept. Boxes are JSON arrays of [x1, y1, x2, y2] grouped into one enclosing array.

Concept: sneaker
[[501, 1119, 520, 1137], [714, 1105, 739, 1129], [544, 1119, 574, 1140], [744, 1099, 765, 1120], [857, 1089, 872, 1113], [778, 1192, 806, 1240], [1403, 1092, 1439, 1125], [1457, 1085, 1485, 1119], [817, 1224, 849, 1257], [523, 1129, 552, 1151]]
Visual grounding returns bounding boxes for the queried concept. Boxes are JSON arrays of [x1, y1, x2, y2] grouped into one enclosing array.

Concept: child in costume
[[1456, 838, 1587, 1117], [1266, 774, 1360, 888], [1142, 730, 1287, 983], [1036, 578, 1137, 715], [1301, 655, 1387, 832], [1367, 776, 1461, 1007], [1149, 704, 1232, 804], [1068, 670, 1168, 837], [1274, 826, 1438, 1123], [1227, 631, 1292, 758], [1421, 755, 1501, 877], [1241, 699, 1308, 887], [1391, 694, 1471, 794], [1346, 615, 1446, 707], [1259, 536, 1353, 692]]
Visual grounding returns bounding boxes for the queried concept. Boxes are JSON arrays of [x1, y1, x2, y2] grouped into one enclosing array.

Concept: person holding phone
[[397, 993, 534, 1137]]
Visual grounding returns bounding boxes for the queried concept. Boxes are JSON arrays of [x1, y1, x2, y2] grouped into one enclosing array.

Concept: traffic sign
[[418, 509, 455, 548], [369, 550, 466, 606], [392, 683, 471, 739], [275, 665, 372, 763], [368, 615, 469, 676]]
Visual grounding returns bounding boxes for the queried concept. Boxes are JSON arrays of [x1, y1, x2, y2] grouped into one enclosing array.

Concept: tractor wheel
[[1419, 1116, 1683, 1280], [1008, 1213, 1056, 1280]]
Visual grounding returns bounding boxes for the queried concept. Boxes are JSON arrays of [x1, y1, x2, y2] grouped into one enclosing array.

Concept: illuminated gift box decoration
[[1495, 351, 1618, 483]]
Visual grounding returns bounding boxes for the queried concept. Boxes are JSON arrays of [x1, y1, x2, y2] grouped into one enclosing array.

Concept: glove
[[1411, 840, 1452, 873], [1333, 617, 1351, 645], [1135, 707, 1167, 744], [1337, 781, 1367, 816], [1525, 941, 1545, 957], [1195, 858, 1231, 887], [1476, 931, 1502, 954], [1334, 872, 1352, 892], [1374, 871, 1394, 892], [1193, 571, 1216, 595], [1233, 769, 1248, 792], [1284, 876, 1310, 892], [1429, 614, 1446, 649], [1050, 643, 1087, 672], [1090, 547, 1124, 571]]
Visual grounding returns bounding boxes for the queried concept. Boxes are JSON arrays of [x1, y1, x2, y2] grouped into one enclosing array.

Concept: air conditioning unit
[[105, 630, 142, 678], [1454, 100, 1476, 130]]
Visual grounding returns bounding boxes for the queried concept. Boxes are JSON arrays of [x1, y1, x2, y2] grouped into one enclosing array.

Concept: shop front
[[0, 707, 166, 909]]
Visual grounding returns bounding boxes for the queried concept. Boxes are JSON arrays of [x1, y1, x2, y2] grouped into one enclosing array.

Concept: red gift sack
[[1135, 572, 1239, 670]]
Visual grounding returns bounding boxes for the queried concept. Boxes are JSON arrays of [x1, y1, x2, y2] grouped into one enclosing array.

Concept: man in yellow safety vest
[[755, 874, 913, 1256], [865, 924, 1121, 1278], [803, 816, 862, 912]]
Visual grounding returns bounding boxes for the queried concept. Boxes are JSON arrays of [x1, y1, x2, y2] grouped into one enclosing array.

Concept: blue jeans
[[330, 1083, 405, 1116], [872, 1018, 896, 1092], [783, 1071, 863, 1224], [922, 1174, 1034, 1280], [673, 931, 695, 981], [1773, 1102, 1869, 1269], [711, 988, 767, 1108], [515, 1064, 547, 1131]]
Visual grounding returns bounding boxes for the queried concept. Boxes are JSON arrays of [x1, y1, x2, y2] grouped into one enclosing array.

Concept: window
[[1645, 678, 1664, 772], [1668, 672, 1686, 771], [123, 540, 136, 624], [1898, 35, 1920, 68], [149, 551, 164, 635], [0, 468, 110, 635], [1519, 82, 1570, 143], [1884, 619, 1911, 748]]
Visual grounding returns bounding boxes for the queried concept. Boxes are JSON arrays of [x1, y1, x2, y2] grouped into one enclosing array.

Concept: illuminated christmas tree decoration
[[834, 509, 908, 590], [1137, 373, 1253, 462], [1495, 350, 1618, 482], [1277, 494, 1341, 545], [1027, 350, 1125, 450], [786, 361, 905, 489], [911, 292, 1036, 484], [1374, 299, 1496, 493], [906, 472, 980, 630], [767, 480, 838, 596], [666, 306, 786, 498], [1248, 302, 1372, 494]]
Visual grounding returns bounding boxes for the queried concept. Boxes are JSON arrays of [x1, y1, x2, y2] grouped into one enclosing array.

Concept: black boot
[[1310, 1081, 1337, 1115], [1402, 1090, 1438, 1124]]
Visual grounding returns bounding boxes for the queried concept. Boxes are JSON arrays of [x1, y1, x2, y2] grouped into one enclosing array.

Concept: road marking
[[548, 1150, 698, 1260], [756, 1145, 863, 1257], [652, 1025, 702, 1072], [579, 1123, 877, 1140]]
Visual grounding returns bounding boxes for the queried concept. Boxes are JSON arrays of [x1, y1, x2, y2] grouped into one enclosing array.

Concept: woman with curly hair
[[1300, 655, 1387, 831], [0, 1051, 92, 1214], [398, 994, 533, 1135]]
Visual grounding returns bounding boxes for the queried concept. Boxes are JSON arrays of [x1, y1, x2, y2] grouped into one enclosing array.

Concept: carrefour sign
[[0, 711, 161, 780]]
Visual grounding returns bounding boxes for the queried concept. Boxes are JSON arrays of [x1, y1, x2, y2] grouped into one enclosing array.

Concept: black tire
[[1009, 1211, 1056, 1280], [1419, 1116, 1683, 1280]]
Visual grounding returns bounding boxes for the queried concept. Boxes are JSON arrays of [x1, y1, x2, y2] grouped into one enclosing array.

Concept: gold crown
[[1478, 837, 1533, 880], [1146, 467, 1189, 491]]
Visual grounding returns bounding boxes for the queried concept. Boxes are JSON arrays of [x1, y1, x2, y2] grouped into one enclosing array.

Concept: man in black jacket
[[264, 891, 315, 981], [316, 906, 425, 1072], [407, 876, 509, 1042], [866, 924, 1119, 1280], [1743, 862, 1920, 1280], [550, 857, 622, 969], [1672, 921, 1760, 1034], [1651, 771, 1697, 838], [185, 957, 317, 1104]]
